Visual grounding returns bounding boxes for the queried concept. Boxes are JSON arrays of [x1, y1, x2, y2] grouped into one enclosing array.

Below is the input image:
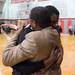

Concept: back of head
[[45, 5, 60, 28], [30, 6, 51, 28], [45, 5, 59, 17]]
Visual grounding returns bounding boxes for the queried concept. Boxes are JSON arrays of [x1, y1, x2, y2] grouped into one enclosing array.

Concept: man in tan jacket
[[2, 7, 63, 75]]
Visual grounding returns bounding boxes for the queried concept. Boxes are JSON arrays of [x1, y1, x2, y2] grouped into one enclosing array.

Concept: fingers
[[53, 49, 58, 58], [10, 24, 17, 30], [57, 52, 63, 65], [1, 24, 17, 30], [57, 46, 63, 65], [11, 27, 23, 39], [1, 24, 11, 26]]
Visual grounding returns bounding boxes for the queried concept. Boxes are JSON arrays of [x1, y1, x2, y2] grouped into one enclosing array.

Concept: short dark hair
[[30, 6, 51, 28], [45, 5, 59, 17]]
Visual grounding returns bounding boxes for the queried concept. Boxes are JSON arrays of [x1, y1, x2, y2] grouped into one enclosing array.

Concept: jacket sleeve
[[2, 32, 37, 67]]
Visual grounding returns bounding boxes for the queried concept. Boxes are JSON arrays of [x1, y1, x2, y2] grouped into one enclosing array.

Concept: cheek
[[29, 19, 36, 29], [29, 21, 32, 25], [29, 22, 36, 29], [31, 24, 36, 29]]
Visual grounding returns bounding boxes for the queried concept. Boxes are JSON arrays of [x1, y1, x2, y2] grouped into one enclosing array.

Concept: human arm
[[2, 32, 37, 66], [43, 47, 59, 70]]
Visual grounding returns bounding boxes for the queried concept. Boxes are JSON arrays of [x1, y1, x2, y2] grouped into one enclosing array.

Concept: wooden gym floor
[[0, 34, 75, 75]]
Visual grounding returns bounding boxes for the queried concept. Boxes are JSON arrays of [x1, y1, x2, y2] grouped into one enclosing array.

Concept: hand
[[1, 24, 18, 30], [44, 48, 59, 70], [57, 46, 63, 65], [11, 27, 23, 39]]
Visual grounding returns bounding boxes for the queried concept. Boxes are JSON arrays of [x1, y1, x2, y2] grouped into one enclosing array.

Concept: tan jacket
[[2, 27, 63, 75]]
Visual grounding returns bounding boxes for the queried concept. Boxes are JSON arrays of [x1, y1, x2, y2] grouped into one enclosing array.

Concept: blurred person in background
[[69, 25, 75, 35]]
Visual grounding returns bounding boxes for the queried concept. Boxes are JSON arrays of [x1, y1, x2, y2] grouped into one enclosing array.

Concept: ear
[[29, 19, 36, 27], [29, 19, 35, 24]]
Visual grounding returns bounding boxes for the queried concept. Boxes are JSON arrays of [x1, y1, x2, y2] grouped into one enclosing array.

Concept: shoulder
[[25, 31, 42, 39]]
